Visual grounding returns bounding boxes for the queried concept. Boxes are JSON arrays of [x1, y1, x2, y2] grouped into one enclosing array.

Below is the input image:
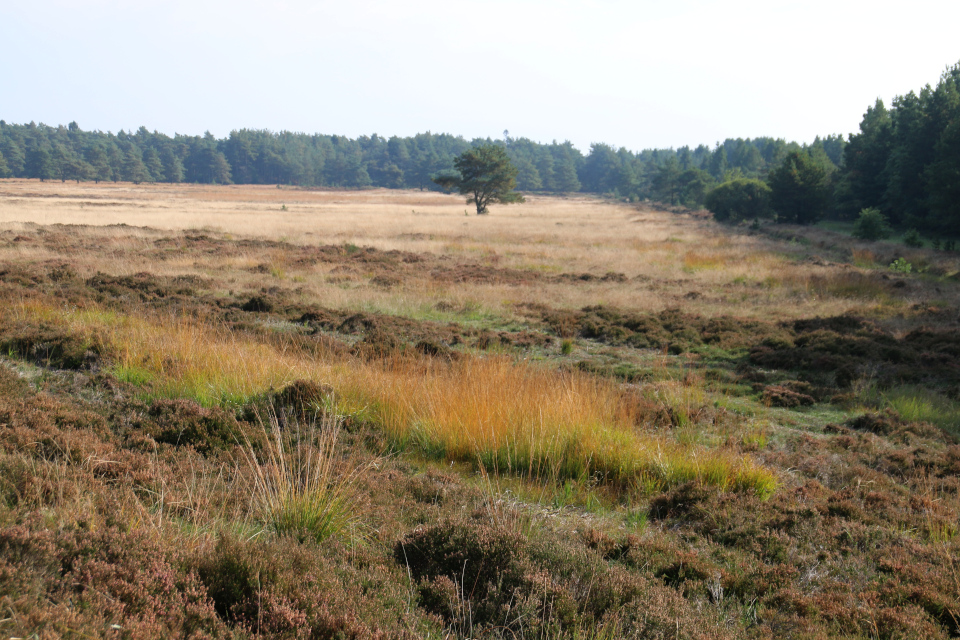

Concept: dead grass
[[3, 180, 936, 323]]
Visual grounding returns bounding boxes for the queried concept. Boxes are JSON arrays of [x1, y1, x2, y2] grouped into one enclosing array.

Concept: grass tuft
[[242, 410, 365, 544]]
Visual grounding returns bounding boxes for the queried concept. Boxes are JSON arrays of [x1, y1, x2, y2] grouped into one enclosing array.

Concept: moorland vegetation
[[1, 183, 960, 637], [1, 57, 960, 640]]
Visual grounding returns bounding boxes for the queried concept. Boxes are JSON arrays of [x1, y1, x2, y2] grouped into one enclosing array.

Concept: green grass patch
[[112, 364, 153, 386], [883, 386, 960, 436]]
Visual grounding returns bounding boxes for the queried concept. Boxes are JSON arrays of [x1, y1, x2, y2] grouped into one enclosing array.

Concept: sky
[[2, 0, 958, 153]]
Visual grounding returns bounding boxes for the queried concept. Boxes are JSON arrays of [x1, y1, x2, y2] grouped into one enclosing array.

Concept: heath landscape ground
[[1, 179, 960, 639]]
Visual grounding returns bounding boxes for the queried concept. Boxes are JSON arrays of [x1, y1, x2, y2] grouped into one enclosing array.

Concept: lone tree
[[433, 144, 525, 214]]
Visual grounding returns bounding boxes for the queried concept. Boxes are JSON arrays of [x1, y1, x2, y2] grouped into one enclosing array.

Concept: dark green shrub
[[852, 207, 891, 240], [241, 294, 275, 312], [704, 179, 772, 223], [395, 519, 530, 626], [903, 228, 924, 248], [0, 323, 101, 370], [768, 151, 831, 225], [270, 379, 332, 422], [147, 398, 242, 454]]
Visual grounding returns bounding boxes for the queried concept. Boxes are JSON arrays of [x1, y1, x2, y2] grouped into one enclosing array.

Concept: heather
[[1, 184, 959, 638]]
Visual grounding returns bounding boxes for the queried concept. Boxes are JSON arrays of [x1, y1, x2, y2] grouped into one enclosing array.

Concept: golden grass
[[3, 297, 777, 497], [2, 179, 938, 322], [785, 271, 892, 301]]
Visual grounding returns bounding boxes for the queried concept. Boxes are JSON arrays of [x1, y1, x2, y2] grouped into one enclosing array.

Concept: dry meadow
[[1, 178, 959, 639]]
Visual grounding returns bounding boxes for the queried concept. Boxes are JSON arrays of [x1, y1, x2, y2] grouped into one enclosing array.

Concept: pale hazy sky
[[2, 0, 958, 152]]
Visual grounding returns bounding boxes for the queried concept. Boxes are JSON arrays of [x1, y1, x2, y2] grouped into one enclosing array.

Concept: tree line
[[1, 60, 955, 235], [705, 61, 960, 236], [0, 119, 839, 206]]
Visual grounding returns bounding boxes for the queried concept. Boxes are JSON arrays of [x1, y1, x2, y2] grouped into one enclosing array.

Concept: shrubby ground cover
[[0, 184, 959, 638]]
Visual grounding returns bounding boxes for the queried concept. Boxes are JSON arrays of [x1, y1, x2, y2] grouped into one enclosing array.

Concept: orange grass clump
[[2, 298, 777, 497]]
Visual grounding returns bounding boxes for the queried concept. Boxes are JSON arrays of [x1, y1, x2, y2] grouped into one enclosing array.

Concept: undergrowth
[[3, 203, 960, 638]]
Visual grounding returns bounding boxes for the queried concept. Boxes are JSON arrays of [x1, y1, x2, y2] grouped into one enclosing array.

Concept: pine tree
[[536, 152, 556, 192], [433, 144, 525, 214], [85, 145, 112, 183], [926, 118, 960, 233], [512, 155, 542, 191], [51, 144, 80, 182], [122, 147, 151, 184], [768, 151, 830, 224], [0, 137, 25, 176], [708, 146, 728, 179], [160, 146, 184, 183], [143, 148, 164, 181], [26, 144, 55, 181], [552, 143, 581, 192]]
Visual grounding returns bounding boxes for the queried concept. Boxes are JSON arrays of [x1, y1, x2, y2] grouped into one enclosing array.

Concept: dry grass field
[[2, 178, 960, 639]]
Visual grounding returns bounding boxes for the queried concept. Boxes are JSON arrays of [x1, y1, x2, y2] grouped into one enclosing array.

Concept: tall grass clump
[[2, 298, 778, 498], [243, 411, 364, 544], [851, 248, 877, 268], [682, 251, 726, 272]]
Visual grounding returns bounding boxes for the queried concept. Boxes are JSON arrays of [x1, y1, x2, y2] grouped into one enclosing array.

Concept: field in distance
[[1, 179, 959, 639]]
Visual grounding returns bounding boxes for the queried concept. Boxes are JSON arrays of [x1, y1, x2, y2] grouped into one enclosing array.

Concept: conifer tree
[[122, 147, 151, 184], [433, 144, 525, 214], [768, 151, 830, 224]]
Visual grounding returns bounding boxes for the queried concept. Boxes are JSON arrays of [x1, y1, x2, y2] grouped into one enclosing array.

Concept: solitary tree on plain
[[433, 144, 525, 214]]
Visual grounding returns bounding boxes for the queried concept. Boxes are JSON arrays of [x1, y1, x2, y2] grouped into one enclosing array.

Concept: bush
[[889, 257, 912, 274], [395, 519, 530, 627], [0, 323, 102, 370], [852, 207, 891, 241], [147, 398, 242, 454], [704, 179, 772, 223], [903, 228, 924, 248]]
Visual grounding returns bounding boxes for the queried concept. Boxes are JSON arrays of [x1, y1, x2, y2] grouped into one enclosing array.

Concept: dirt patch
[[430, 263, 541, 286]]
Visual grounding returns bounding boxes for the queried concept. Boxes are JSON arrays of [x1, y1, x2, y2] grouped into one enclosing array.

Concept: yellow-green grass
[[3, 298, 777, 497], [244, 412, 366, 544], [883, 385, 960, 437]]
